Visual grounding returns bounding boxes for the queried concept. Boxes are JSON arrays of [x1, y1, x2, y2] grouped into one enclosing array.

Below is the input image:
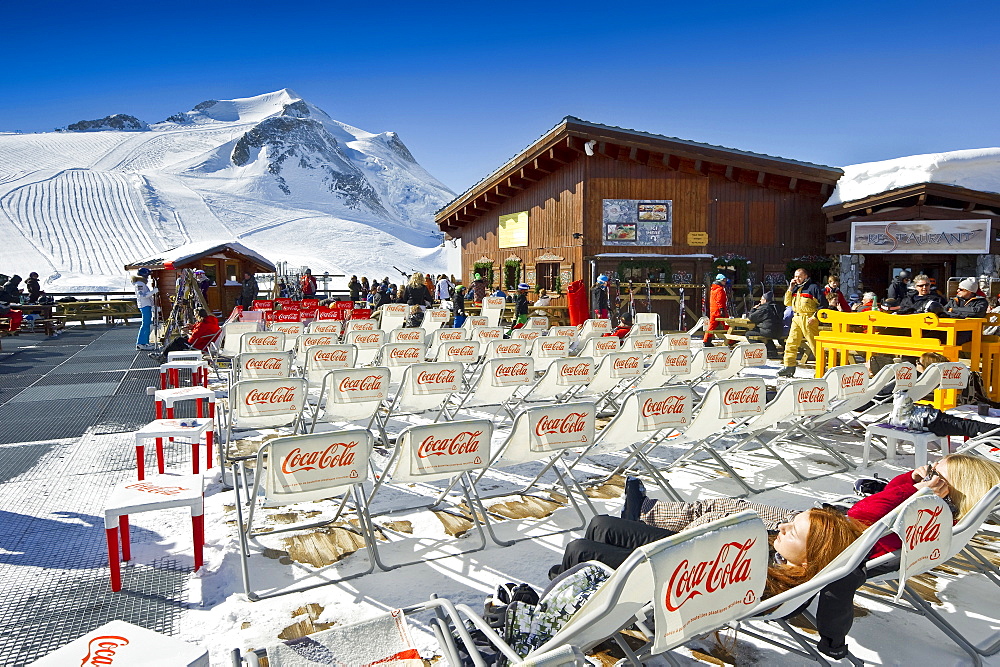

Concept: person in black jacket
[[887, 270, 911, 302], [896, 274, 946, 314], [747, 292, 784, 359], [0, 274, 22, 304], [239, 272, 258, 307], [946, 277, 988, 318], [398, 271, 432, 309], [348, 275, 361, 302], [24, 272, 41, 303], [591, 275, 610, 319]]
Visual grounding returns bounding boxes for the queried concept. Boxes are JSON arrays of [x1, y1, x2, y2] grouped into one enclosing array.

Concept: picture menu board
[[603, 199, 673, 246]]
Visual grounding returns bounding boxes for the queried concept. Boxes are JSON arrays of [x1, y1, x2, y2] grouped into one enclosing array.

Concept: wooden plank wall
[[458, 160, 585, 284]]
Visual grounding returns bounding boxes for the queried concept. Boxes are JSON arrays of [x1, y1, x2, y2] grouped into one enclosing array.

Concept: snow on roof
[[125, 240, 275, 271], [827, 147, 1000, 207]]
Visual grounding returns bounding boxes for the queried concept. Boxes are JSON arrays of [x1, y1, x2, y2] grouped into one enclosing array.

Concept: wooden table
[[715, 317, 756, 342], [57, 300, 140, 327]]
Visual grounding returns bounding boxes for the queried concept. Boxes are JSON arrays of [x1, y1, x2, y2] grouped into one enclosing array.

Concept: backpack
[[958, 370, 1000, 409]]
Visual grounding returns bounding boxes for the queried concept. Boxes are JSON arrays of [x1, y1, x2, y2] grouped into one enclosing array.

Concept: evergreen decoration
[[473, 261, 495, 287], [503, 258, 522, 289], [786, 255, 832, 282], [712, 254, 750, 281]]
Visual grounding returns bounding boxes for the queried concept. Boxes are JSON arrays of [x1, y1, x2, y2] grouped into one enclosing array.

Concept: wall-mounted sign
[[603, 199, 673, 246], [498, 211, 529, 248], [850, 220, 991, 254], [687, 231, 709, 246]]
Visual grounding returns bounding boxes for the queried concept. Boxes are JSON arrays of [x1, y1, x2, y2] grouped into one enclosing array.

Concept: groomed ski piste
[[0, 89, 456, 292], [2, 325, 1000, 666]]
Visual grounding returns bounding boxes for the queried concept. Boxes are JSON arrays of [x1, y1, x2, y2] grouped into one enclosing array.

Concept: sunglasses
[[915, 283, 930, 288]]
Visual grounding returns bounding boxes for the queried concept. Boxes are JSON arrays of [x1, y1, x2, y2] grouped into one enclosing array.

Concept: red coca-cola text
[[665, 538, 756, 611]]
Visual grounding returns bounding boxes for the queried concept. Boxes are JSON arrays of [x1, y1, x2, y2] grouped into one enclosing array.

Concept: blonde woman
[[398, 271, 432, 310]]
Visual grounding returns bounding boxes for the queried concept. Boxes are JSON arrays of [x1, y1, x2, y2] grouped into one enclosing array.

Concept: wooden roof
[[823, 181, 1000, 220], [124, 240, 275, 272], [436, 117, 843, 231]]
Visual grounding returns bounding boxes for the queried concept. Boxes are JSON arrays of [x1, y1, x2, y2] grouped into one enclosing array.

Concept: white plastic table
[[159, 359, 209, 389], [103, 474, 204, 593], [863, 423, 946, 469], [167, 350, 203, 362], [134, 418, 214, 479], [154, 386, 216, 420], [28, 619, 208, 665]]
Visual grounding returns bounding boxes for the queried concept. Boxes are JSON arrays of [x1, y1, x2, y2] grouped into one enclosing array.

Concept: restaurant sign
[[850, 220, 991, 254]]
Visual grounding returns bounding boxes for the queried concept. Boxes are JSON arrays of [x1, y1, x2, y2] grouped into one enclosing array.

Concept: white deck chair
[[440, 357, 534, 421], [653, 332, 692, 355], [367, 419, 514, 566], [308, 319, 343, 336], [388, 327, 426, 345], [814, 361, 911, 435], [474, 402, 598, 536], [239, 330, 286, 354], [462, 315, 489, 329], [222, 377, 308, 486], [509, 357, 595, 412], [232, 597, 488, 667], [708, 342, 767, 382], [629, 349, 695, 392], [378, 303, 409, 331], [577, 318, 612, 341], [294, 332, 338, 361], [621, 335, 656, 356], [233, 351, 294, 385], [344, 318, 379, 335], [686, 315, 710, 336], [222, 322, 262, 357], [689, 345, 732, 386], [472, 327, 505, 345], [311, 367, 390, 445], [481, 338, 529, 361], [525, 316, 548, 329], [423, 307, 451, 329], [655, 378, 768, 497], [572, 385, 695, 502], [731, 506, 900, 664], [344, 329, 387, 366], [857, 361, 970, 424], [433, 339, 481, 363], [480, 296, 507, 327], [269, 322, 303, 350], [301, 344, 357, 389], [379, 362, 464, 428], [426, 327, 468, 360], [575, 335, 620, 359], [512, 329, 543, 343], [549, 325, 578, 338], [633, 312, 660, 336], [566, 350, 644, 411], [857, 492, 977, 660], [453, 512, 768, 665], [233, 429, 380, 600], [374, 342, 427, 389], [240, 310, 264, 324], [530, 335, 572, 373]]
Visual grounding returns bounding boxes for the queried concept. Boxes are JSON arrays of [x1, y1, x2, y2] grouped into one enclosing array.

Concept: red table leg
[[119, 515, 131, 562], [166, 406, 175, 419], [160, 370, 167, 390], [192, 441, 199, 474], [155, 400, 163, 420], [209, 401, 216, 419], [156, 438, 165, 475], [136, 445, 145, 481], [106, 526, 122, 592], [192, 512, 204, 571], [205, 430, 213, 469], [196, 398, 204, 419]]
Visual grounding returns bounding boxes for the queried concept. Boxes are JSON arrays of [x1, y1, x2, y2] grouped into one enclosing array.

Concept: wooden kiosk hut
[[124, 241, 275, 315], [436, 117, 843, 327]]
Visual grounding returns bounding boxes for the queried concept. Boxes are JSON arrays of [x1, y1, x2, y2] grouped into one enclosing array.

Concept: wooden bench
[[58, 301, 139, 327]]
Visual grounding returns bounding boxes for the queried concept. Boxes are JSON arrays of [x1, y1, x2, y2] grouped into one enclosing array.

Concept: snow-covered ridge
[[0, 89, 456, 291], [827, 147, 1000, 207]]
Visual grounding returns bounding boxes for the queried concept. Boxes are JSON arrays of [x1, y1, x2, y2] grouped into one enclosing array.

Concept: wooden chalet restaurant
[[435, 117, 843, 327], [824, 182, 1000, 298]]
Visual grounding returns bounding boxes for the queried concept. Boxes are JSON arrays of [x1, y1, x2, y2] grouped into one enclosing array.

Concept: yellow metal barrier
[[814, 310, 993, 409]]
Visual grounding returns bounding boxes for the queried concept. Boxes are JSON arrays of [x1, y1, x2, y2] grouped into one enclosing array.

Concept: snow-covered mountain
[[0, 89, 456, 291]]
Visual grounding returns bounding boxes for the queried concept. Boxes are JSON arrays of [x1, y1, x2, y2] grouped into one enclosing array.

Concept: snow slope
[[827, 147, 1000, 207], [0, 89, 456, 291]]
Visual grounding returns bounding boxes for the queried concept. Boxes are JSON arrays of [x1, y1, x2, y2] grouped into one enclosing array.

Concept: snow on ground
[[118, 362, 999, 666], [0, 89, 455, 292], [827, 147, 1000, 207]]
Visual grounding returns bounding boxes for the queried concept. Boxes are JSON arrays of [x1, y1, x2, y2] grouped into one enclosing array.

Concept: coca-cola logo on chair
[[637, 387, 692, 430], [335, 370, 386, 401], [408, 420, 491, 476], [492, 359, 531, 387], [242, 382, 300, 416], [719, 379, 764, 417], [270, 431, 371, 497], [528, 403, 595, 452]]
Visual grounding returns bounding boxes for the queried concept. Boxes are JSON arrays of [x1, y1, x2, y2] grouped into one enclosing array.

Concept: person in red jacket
[[703, 273, 728, 346], [156, 308, 221, 361], [300, 268, 318, 297], [822, 275, 851, 312]]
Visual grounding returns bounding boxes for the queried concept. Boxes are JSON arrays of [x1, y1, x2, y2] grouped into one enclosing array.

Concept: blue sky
[[2, 1, 998, 195]]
